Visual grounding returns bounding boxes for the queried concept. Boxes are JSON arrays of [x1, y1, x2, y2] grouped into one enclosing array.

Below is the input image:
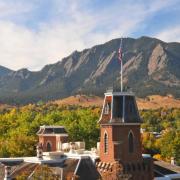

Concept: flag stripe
[[118, 47, 122, 62]]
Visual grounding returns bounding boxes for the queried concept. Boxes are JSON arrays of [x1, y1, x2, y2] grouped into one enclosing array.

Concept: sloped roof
[[76, 157, 100, 180], [154, 160, 180, 174], [0, 164, 4, 180], [1, 157, 100, 179], [37, 125, 68, 135], [99, 92, 141, 125]]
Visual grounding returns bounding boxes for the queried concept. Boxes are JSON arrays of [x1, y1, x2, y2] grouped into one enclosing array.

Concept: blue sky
[[0, 0, 179, 70]]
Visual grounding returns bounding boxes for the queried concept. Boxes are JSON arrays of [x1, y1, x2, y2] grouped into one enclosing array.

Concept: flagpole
[[121, 52, 123, 92], [120, 38, 123, 92]]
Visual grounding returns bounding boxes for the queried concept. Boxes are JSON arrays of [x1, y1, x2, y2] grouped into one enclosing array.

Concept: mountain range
[[0, 36, 180, 104]]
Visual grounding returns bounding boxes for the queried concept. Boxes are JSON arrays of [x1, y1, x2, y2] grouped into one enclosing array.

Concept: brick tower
[[98, 89, 153, 179]]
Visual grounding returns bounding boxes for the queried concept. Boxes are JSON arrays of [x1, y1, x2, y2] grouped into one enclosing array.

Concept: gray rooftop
[[37, 125, 68, 135], [0, 157, 100, 179]]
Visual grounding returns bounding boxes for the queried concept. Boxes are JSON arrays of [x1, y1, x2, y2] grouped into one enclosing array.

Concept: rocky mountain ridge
[[0, 36, 179, 104]]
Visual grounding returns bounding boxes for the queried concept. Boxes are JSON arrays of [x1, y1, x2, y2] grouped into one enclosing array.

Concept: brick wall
[[100, 126, 114, 162], [113, 125, 142, 163], [39, 135, 68, 152], [100, 125, 142, 163], [39, 136, 57, 151], [99, 124, 153, 179]]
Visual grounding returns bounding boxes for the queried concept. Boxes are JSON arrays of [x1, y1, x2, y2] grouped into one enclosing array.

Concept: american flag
[[118, 38, 123, 62], [118, 47, 122, 62]]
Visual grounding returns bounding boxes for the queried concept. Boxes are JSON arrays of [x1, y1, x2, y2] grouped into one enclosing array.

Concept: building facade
[[37, 126, 68, 152], [98, 89, 153, 180]]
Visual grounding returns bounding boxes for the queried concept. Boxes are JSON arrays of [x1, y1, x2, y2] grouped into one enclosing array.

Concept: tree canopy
[[0, 104, 179, 165]]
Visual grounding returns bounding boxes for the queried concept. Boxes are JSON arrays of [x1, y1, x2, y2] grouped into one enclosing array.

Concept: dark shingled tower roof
[[37, 125, 68, 135], [99, 89, 141, 124]]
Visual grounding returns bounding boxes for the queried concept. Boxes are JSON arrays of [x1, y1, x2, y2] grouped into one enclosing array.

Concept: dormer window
[[104, 103, 111, 114]]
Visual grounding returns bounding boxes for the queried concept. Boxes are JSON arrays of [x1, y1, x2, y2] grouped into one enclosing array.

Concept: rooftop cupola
[[37, 125, 68, 152], [99, 88, 141, 124]]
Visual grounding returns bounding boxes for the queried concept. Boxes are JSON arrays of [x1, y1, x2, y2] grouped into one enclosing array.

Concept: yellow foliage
[[153, 154, 162, 160]]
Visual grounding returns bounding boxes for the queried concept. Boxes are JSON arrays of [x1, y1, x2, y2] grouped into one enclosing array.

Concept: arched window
[[104, 103, 110, 114], [104, 132, 108, 153], [47, 142, 52, 152], [128, 131, 134, 153]]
